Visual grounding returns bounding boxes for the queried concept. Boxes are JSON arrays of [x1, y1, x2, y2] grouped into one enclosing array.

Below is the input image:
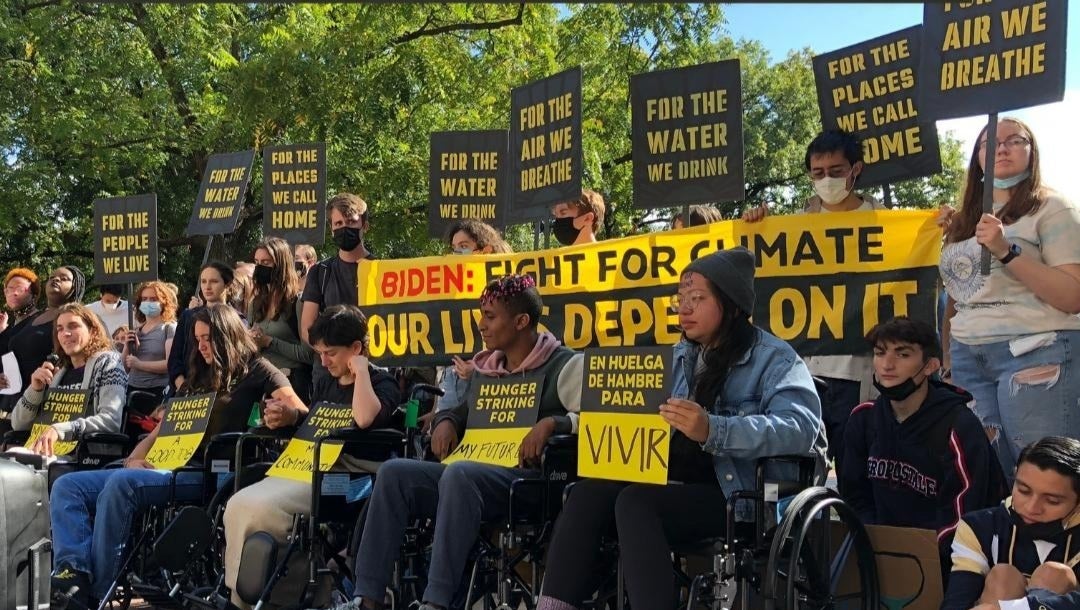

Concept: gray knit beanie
[[683, 247, 756, 314]]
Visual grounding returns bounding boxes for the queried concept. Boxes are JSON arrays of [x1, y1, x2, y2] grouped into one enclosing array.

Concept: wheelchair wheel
[[763, 487, 878, 610]]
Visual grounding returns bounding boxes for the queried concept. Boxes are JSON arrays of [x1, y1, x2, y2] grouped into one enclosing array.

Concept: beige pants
[[223, 458, 382, 609], [224, 476, 312, 608]]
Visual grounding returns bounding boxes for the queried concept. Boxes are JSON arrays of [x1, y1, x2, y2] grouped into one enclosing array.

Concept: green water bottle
[[247, 402, 262, 428], [404, 398, 419, 429]]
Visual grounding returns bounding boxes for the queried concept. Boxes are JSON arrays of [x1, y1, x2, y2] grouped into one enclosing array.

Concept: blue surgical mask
[[994, 170, 1031, 190], [139, 301, 162, 317], [453, 247, 475, 255]]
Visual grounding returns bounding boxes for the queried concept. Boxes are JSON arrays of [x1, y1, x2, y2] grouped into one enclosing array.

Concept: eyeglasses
[[978, 136, 1030, 151], [669, 291, 710, 314]]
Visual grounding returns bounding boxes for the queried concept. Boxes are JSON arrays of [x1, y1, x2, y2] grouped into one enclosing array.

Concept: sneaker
[[50, 566, 92, 610]]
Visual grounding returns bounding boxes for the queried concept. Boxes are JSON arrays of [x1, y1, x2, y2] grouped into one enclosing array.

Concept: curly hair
[[53, 302, 113, 369], [133, 280, 179, 324], [445, 219, 513, 254]]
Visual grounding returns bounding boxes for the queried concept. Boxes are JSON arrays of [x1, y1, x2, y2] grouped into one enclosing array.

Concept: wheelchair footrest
[[129, 582, 186, 609], [236, 531, 280, 604]]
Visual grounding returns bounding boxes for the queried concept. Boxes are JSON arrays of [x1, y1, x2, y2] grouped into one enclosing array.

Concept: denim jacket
[[673, 329, 827, 506]]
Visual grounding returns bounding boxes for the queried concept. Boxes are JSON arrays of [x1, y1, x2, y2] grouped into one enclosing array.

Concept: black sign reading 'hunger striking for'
[[93, 194, 158, 285], [812, 26, 942, 188], [429, 130, 507, 238], [919, 0, 1067, 120], [186, 150, 256, 236], [263, 142, 327, 245], [510, 67, 583, 222], [631, 60, 745, 209]]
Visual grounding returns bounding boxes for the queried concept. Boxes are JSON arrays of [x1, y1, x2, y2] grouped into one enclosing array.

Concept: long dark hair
[[946, 117, 1045, 244], [250, 237, 300, 323], [186, 303, 258, 393], [689, 279, 758, 410]]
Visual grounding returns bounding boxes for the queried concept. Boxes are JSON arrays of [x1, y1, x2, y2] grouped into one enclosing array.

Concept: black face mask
[[1010, 508, 1068, 540], [551, 216, 582, 246], [252, 264, 273, 286], [294, 261, 307, 277], [332, 226, 363, 251], [873, 374, 925, 402]]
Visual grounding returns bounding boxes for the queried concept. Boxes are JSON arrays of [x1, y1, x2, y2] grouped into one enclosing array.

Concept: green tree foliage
[[0, 2, 963, 298]]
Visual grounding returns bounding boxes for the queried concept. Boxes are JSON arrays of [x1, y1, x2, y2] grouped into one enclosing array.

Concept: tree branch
[[745, 174, 800, 201], [388, 3, 525, 47], [601, 152, 631, 171], [130, 4, 199, 137]]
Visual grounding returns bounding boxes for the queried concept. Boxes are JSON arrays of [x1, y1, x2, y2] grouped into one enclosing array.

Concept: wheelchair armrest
[[243, 426, 296, 440], [754, 454, 820, 491], [81, 432, 131, 445], [544, 434, 576, 449], [323, 426, 405, 446]]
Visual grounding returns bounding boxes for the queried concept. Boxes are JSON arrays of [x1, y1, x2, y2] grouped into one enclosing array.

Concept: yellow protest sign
[[578, 347, 672, 484], [144, 393, 215, 470], [443, 376, 543, 468], [266, 402, 354, 483], [357, 210, 942, 367], [24, 388, 88, 456]]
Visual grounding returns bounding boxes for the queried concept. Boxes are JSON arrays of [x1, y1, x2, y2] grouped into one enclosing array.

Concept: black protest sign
[[429, 130, 507, 238], [920, 0, 1067, 120], [263, 142, 327, 245], [579, 346, 671, 484], [145, 393, 216, 470], [93, 194, 158, 285], [812, 26, 942, 188], [581, 346, 671, 414], [267, 402, 354, 482], [25, 388, 89, 456], [509, 67, 583, 221], [443, 375, 543, 468], [186, 150, 256, 236], [631, 59, 744, 209]]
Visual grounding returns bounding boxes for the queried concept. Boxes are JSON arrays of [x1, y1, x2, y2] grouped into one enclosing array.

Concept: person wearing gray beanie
[[535, 248, 826, 610]]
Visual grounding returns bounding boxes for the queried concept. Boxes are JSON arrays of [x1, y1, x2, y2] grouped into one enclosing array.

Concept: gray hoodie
[[11, 349, 127, 440]]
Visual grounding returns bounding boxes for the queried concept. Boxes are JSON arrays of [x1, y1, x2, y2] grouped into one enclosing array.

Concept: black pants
[[818, 376, 861, 466], [541, 479, 726, 610]]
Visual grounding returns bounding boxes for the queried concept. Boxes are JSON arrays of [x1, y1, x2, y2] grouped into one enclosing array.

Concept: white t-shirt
[[941, 193, 1080, 345], [800, 193, 885, 399], [87, 299, 131, 336]]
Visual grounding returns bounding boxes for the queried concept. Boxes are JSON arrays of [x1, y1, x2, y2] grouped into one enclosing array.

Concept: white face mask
[[813, 175, 852, 205]]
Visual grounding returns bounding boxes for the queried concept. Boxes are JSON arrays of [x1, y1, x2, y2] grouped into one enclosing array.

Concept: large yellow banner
[[358, 211, 941, 367]]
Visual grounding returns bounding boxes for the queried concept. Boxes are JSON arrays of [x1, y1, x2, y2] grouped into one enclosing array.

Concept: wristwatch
[[998, 242, 1022, 265]]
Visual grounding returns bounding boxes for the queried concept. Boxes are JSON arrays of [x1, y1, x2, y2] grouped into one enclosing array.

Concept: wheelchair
[[90, 427, 290, 610], [180, 383, 444, 610]]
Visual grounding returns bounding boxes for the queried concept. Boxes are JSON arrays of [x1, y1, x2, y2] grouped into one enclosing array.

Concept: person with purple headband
[[324, 274, 584, 610]]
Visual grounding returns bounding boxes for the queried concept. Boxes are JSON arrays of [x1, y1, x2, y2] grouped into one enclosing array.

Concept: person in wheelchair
[[944, 436, 1080, 610], [223, 304, 402, 608], [48, 303, 306, 609], [325, 273, 583, 610], [840, 316, 1005, 542], [9, 302, 128, 456], [536, 247, 827, 610]]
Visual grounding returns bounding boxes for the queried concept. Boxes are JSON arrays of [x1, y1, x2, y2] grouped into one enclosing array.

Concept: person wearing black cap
[[536, 247, 827, 610]]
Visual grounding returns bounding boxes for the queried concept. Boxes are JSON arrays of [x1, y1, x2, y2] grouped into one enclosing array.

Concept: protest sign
[[356, 210, 941, 367], [509, 67, 582, 221], [186, 150, 255, 236], [93, 194, 158, 285], [263, 142, 326, 245], [429, 130, 508, 238], [578, 346, 671, 484], [920, 0, 1067, 119], [813, 27, 941, 187], [144, 393, 215, 470], [631, 59, 745, 208], [443, 376, 543, 468], [24, 388, 88, 456], [265, 402, 354, 483]]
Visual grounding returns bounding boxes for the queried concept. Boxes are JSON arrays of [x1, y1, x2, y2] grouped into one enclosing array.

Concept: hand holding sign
[[975, 213, 1010, 259], [431, 419, 459, 460], [518, 417, 556, 468], [30, 425, 61, 457], [659, 397, 710, 443]]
